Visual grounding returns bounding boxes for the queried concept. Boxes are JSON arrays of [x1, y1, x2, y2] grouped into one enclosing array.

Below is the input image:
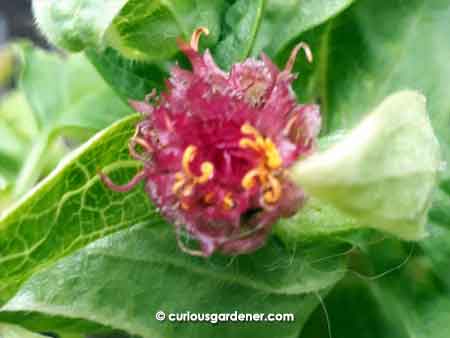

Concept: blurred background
[[0, 1, 45, 45], [0, 0, 44, 95], [0, 2, 126, 338]]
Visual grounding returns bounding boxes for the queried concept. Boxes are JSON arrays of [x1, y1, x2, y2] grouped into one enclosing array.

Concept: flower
[[101, 28, 321, 256]]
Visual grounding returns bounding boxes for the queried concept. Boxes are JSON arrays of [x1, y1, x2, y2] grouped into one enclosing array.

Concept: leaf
[[0, 323, 47, 338], [32, 0, 129, 52], [0, 92, 36, 180], [212, 0, 265, 70], [251, 0, 355, 57], [0, 312, 126, 338], [106, 0, 226, 62], [291, 91, 441, 241], [17, 43, 132, 131], [274, 197, 362, 246], [0, 114, 152, 304], [85, 47, 167, 101], [0, 92, 39, 210], [12, 43, 133, 197], [422, 190, 450, 287], [301, 230, 450, 338], [0, 223, 349, 338]]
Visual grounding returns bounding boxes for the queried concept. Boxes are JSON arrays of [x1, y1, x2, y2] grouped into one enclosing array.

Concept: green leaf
[[106, 0, 226, 62], [291, 91, 441, 241], [252, 0, 355, 57], [0, 92, 39, 210], [0, 114, 152, 304], [12, 43, 132, 197], [212, 0, 265, 70], [0, 323, 47, 338], [1, 223, 349, 338], [274, 197, 362, 246], [17, 43, 132, 131], [0, 312, 125, 338], [301, 231, 450, 338], [0, 92, 36, 180], [85, 47, 167, 101], [32, 0, 129, 52]]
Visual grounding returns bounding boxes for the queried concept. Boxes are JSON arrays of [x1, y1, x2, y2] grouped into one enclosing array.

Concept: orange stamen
[[242, 168, 261, 190], [190, 27, 209, 51], [241, 123, 261, 138], [223, 192, 234, 210], [239, 123, 284, 204], [264, 175, 282, 204], [182, 145, 197, 176], [173, 145, 214, 201], [196, 162, 214, 184], [239, 138, 260, 152], [263, 139, 282, 169], [172, 174, 186, 194]]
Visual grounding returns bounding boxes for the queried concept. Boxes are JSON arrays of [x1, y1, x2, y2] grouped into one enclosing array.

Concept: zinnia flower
[[101, 28, 321, 256]]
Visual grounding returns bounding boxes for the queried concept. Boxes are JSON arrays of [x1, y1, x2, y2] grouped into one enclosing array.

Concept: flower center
[[239, 123, 283, 204], [172, 145, 214, 209], [172, 123, 284, 210], [173, 146, 237, 211]]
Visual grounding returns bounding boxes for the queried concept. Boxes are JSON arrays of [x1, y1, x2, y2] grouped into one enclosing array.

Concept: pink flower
[[101, 28, 321, 256]]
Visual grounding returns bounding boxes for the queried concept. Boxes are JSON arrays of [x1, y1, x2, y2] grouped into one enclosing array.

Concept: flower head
[[101, 28, 321, 256]]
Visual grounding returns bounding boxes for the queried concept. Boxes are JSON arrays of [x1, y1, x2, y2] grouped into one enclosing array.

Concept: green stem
[[13, 131, 53, 198]]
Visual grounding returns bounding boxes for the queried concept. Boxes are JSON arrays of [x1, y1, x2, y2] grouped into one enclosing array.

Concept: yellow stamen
[[196, 162, 214, 184], [240, 123, 282, 169], [239, 138, 260, 151], [173, 146, 214, 200], [182, 145, 197, 176], [172, 173, 185, 194], [242, 169, 261, 190], [223, 192, 234, 210], [264, 175, 282, 204], [264, 139, 282, 169], [241, 123, 261, 138], [239, 123, 284, 203]]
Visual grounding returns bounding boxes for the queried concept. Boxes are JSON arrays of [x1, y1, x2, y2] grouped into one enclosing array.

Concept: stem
[[13, 131, 53, 198]]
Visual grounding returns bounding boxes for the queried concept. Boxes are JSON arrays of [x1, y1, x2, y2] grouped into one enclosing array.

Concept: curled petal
[[285, 42, 313, 73], [129, 100, 154, 114], [190, 27, 209, 51], [99, 170, 146, 193]]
